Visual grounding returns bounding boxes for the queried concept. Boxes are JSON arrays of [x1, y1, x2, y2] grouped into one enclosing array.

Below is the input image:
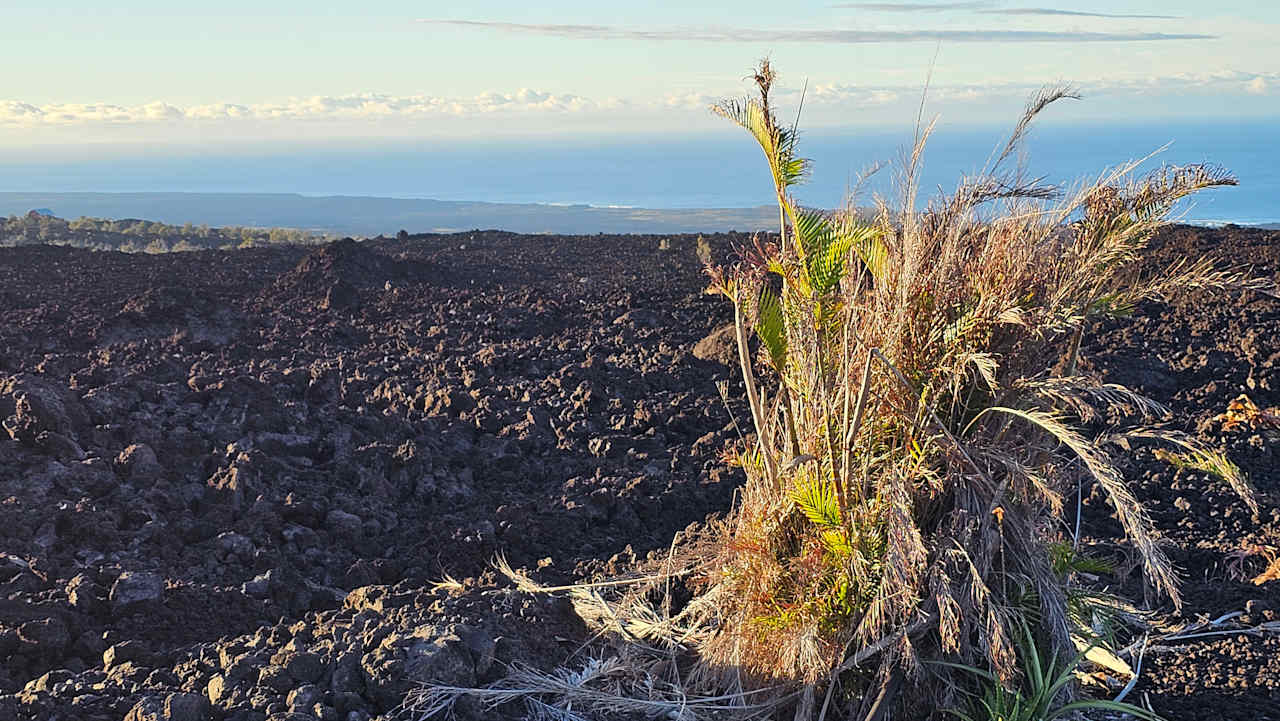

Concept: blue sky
[[2, 1, 1277, 148]]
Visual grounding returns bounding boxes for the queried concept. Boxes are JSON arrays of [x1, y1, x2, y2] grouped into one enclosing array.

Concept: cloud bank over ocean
[[0, 90, 610, 126], [1, 71, 1272, 130]]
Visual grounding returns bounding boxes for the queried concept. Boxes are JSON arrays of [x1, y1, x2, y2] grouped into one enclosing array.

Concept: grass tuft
[[407, 59, 1271, 721], [687, 59, 1267, 715]]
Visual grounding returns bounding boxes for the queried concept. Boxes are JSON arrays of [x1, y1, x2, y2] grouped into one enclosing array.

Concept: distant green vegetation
[[0, 211, 336, 252]]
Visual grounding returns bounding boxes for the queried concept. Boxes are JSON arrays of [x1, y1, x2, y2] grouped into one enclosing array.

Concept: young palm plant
[[685, 59, 1266, 716], [409, 61, 1269, 721]]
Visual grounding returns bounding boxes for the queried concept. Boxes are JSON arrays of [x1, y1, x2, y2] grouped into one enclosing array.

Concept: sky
[[1, 1, 1278, 150]]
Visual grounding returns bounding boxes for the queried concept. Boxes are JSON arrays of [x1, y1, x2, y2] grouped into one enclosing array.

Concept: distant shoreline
[[0, 192, 780, 237], [0, 192, 1275, 237]]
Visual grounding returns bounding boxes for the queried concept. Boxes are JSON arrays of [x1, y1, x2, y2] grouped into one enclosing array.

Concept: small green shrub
[[936, 618, 1162, 721]]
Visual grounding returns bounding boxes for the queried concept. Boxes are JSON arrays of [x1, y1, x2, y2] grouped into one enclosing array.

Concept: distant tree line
[[0, 211, 338, 252]]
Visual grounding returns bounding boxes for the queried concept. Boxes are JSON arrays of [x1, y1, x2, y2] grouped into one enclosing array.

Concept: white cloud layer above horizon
[[0, 90, 611, 127], [1, 1, 1276, 145], [1, 70, 1274, 132]]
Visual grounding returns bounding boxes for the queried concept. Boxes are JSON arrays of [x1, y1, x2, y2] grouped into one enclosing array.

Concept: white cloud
[[1, 70, 1274, 132], [0, 90, 612, 127], [808, 84, 904, 106], [1090, 70, 1280, 97], [776, 71, 1280, 108]]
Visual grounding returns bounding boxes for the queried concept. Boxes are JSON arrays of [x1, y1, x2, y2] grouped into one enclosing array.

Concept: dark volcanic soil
[[0, 225, 1276, 721], [1083, 225, 1280, 720]]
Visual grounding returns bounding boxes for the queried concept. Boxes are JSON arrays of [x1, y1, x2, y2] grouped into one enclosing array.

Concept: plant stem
[[816, 324, 846, 513], [778, 200, 790, 255], [735, 295, 777, 485], [781, 385, 801, 458], [844, 352, 876, 509], [858, 668, 903, 721]]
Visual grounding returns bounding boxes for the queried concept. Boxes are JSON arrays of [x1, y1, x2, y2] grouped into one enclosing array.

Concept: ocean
[[2, 119, 1276, 226]]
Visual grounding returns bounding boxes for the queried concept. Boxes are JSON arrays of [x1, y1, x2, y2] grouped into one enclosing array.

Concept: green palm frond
[[791, 208, 884, 294], [943, 308, 982, 347], [856, 523, 887, 560], [837, 214, 887, 284], [821, 529, 853, 557], [793, 210, 843, 295], [755, 284, 788, 371], [775, 126, 810, 191], [1049, 542, 1113, 576], [711, 99, 773, 157], [793, 476, 842, 529], [711, 98, 810, 197]]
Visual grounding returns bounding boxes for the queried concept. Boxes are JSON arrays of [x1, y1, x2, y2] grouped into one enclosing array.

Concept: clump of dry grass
[[682, 59, 1267, 715], [407, 654, 792, 721], [406, 60, 1269, 721]]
